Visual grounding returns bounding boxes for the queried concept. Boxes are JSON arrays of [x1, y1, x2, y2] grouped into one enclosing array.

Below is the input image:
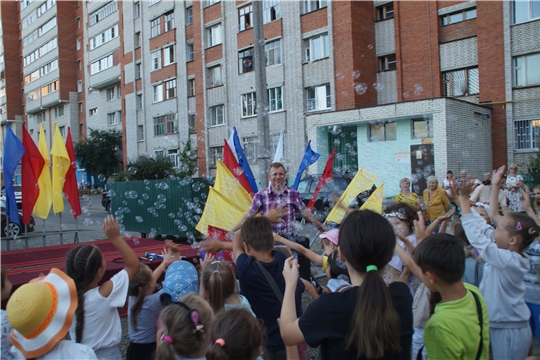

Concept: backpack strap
[[255, 260, 283, 303], [469, 290, 484, 360]]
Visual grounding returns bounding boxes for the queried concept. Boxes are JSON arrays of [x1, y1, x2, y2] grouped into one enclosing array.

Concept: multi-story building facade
[[0, 0, 538, 196]]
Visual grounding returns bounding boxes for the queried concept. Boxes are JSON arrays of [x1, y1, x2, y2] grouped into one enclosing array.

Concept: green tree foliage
[[526, 139, 540, 187], [74, 128, 122, 183]]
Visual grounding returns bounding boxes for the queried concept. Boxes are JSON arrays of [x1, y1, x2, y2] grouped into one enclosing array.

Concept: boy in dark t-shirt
[[233, 216, 304, 360]]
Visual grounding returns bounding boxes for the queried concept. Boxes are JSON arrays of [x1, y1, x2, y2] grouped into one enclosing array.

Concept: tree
[[526, 139, 540, 187], [176, 140, 198, 178], [74, 128, 122, 184]]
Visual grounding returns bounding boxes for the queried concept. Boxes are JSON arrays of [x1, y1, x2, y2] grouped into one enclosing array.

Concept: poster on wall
[[395, 152, 411, 164]]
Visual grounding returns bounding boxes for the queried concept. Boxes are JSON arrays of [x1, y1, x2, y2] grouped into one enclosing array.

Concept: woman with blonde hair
[[505, 164, 525, 212], [395, 177, 422, 209], [423, 176, 450, 226]]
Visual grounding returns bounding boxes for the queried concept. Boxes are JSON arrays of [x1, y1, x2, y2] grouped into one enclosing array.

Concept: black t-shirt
[[236, 250, 305, 353], [299, 281, 413, 360]]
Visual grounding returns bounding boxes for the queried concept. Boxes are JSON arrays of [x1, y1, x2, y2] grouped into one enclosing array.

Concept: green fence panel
[[110, 178, 211, 241]]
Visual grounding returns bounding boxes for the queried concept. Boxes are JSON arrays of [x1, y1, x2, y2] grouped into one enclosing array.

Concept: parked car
[[0, 196, 35, 237], [1, 185, 22, 209], [101, 191, 111, 213]]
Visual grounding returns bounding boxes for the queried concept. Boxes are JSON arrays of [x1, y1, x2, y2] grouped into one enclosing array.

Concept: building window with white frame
[[22, 12, 37, 30], [369, 121, 397, 142], [379, 54, 397, 71], [151, 18, 161, 38], [163, 44, 176, 66], [136, 94, 143, 110], [164, 12, 175, 32], [168, 149, 179, 168], [239, 48, 254, 74], [241, 92, 257, 117], [27, 89, 40, 102], [151, 50, 162, 71], [165, 79, 177, 99], [304, 0, 327, 14], [58, 125, 66, 137], [89, 1, 118, 26], [153, 116, 165, 136], [135, 32, 141, 48], [206, 0, 220, 6], [107, 112, 119, 126], [377, 3, 394, 20], [41, 80, 59, 96], [134, 2, 140, 18], [150, 0, 160, 5], [186, 43, 194, 61], [239, 5, 252, 31], [515, 119, 540, 150], [24, 30, 38, 47], [90, 54, 113, 75], [514, 53, 540, 87], [267, 86, 283, 112], [263, 0, 280, 23], [54, 105, 64, 118], [306, 84, 331, 111], [41, 59, 58, 76], [25, 70, 40, 84], [265, 39, 281, 66], [38, 17, 56, 37], [207, 24, 222, 47], [443, 67, 479, 96], [153, 83, 163, 103], [208, 65, 222, 87], [90, 24, 118, 50], [209, 146, 223, 167], [514, 0, 540, 24], [188, 79, 195, 97], [411, 118, 433, 139], [106, 87, 116, 101], [166, 113, 177, 133], [210, 105, 224, 126], [89, 108, 98, 116], [186, 7, 193, 25], [24, 50, 39, 67], [35, 112, 46, 123], [242, 137, 258, 162], [441, 8, 476, 25], [135, 63, 141, 79], [305, 34, 328, 62], [137, 125, 144, 141], [39, 37, 57, 57]]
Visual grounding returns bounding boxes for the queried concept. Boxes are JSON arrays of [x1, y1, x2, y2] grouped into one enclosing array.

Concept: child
[[1, 267, 14, 360], [533, 185, 540, 216], [325, 250, 351, 293], [458, 166, 540, 360], [127, 249, 173, 360], [413, 234, 490, 359], [6, 268, 98, 359], [206, 308, 266, 360], [199, 254, 255, 315], [65, 215, 140, 360], [156, 292, 214, 360], [233, 216, 305, 359], [280, 210, 413, 359], [162, 258, 199, 302]]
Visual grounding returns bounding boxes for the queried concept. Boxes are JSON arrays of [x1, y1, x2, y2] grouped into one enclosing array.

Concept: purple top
[[249, 185, 307, 236]]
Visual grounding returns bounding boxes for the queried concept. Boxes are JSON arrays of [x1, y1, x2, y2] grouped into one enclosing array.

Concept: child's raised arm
[[232, 230, 244, 264], [520, 187, 540, 227], [490, 166, 506, 223], [395, 236, 423, 279], [152, 247, 174, 284], [273, 233, 324, 266]]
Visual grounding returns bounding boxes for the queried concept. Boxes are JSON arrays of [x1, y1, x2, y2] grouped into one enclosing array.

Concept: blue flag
[[232, 127, 258, 193], [3, 126, 25, 225], [292, 140, 320, 190]]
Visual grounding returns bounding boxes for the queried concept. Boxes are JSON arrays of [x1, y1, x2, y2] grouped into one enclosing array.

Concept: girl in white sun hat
[[6, 268, 97, 359]]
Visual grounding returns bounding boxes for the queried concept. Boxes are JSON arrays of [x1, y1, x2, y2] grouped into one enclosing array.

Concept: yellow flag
[[195, 187, 246, 235], [214, 159, 252, 213], [360, 183, 385, 214], [326, 168, 378, 224], [33, 125, 52, 219], [50, 123, 70, 214]]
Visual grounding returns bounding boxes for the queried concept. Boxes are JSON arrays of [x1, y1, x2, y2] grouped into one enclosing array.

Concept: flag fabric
[[360, 183, 385, 214], [231, 127, 258, 193], [292, 140, 320, 190], [307, 148, 336, 210], [223, 140, 253, 195], [272, 129, 284, 163], [326, 167, 379, 224], [64, 128, 81, 218], [50, 123, 70, 214], [21, 126, 44, 224], [34, 124, 52, 219], [3, 126, 25, 225], [214, 159, 253, 212], [195, 187, 246, 235]]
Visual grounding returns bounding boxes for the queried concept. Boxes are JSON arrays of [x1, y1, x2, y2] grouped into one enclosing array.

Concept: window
[[265, 39, 282, 66], [24, 50, 39, 67], [441, 8, 477, 25], [241, 92, 257, 117], [90, 54, 113, 74], [411, 118, 433, 138], [163, 44, 175, 66], [35, 112, 46, 123], [307, 84, 331, 111], [21, 0, 33, 11], [514, 0, 540, 23], [78, 79, 83, 92], [514, 119, 540, 150], [106, 87, 116, 101], [136, 94, 143, 110], [151, 18, 161, 38], [38, 17, 56, 36], [210, 105, 224, 126], [207, 24, 222, 47], [165, 79, 177, 99], [22, 12, 37, 30], [166, 113, 177, 133], [77, 17, 80, 28], [24, 70, 40, 84], [206, 0, 220, 6], [242, 137, 258, 162], [41, 80, 59, 96], [208, 65, 222, 87], [379, 54, 397, 71], [149, 0, 160, 5], [304, 0, 327, 14], [168, 149, 179, 167], [107, 112, 119, 126], [153, 84, 163, 102], [78, 59, 82, 71], [263, 0, 280, 23], [377, 3, 394, 20], [514, 53, 540, 87], [78, 102, 83, 113], [0, 88, 5, 98], [186, 7, 193, 25], [37, 0, 55, 17], [41, 59, 58, 76], [90, 24, 118, 50], [23, 31, 38, 47], [89, 108, 98, 116], [39, 37, 58, 57], [369, 121, 396, 142], [239, 5, 252, 31], [270, 133, 283, 157], [135, 63, 141, 79], [151, 50, 162, 70], [239, 48, 254, 74], [186, 43, 194, 61], [268, 87, 283, 112], [188, 79, 195, 97], [135, 32, 141, 48], [306, 34, 329, 62], [134, 2, 140, 18], [209, 146, 223, 167], [153, 116, 165, 136], [189, 113, 196, 133], [137, 125, 144, 141], [54, 105, 64, 118], [444, 67, 479, 96], [164, 12, 175, 31], [89, 1, 118, 26]]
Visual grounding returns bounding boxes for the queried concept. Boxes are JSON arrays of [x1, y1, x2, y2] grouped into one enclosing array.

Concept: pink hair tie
[[516, 222, 522, 231], [162, 335, 174, 344], [215, 338, 225, 347]]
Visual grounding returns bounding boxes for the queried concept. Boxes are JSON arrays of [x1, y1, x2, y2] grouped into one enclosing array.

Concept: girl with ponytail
[[279, 210, 413, 359]]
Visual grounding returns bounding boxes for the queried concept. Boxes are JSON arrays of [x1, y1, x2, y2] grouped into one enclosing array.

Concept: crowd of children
[[2, 164, 540, 360]]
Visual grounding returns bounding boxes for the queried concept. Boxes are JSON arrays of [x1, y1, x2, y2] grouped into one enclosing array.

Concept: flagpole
[[5, 214, 10, 251], [58, 212, 63, 245], [74, 217, 79, 243], [41, 219, 46, 247]]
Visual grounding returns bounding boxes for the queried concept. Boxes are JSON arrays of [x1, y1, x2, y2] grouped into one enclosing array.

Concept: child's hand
[[164, 239, 180, 254], [519, 187, 533, 210], [200, 239, 223, 254], [492, 165, 506, 186], [458, 181, 476, 198], [265, 203, 287, 224], [103, 215, 121, 240], [282, 257, 299, 287], [438, 207, 456, 222], [162, 247, 174, 267], [199, 253, 215, 269], [413, 211, 427, 242]]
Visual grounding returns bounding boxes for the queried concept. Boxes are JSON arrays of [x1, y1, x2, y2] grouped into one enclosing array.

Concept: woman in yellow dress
[[423, 176, 450, 225], [395, 177, 422, 210]]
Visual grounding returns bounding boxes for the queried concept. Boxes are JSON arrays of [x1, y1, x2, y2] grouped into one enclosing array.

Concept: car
[[1, 185, 22, 209], [101, 191, 111, 213], [0, 196, 35, 237]]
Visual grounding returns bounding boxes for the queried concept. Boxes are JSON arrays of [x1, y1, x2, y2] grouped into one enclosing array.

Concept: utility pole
[[252, 0, 270, 188]]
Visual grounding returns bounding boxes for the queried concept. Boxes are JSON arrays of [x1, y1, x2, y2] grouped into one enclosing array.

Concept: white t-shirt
[[11, 340, 97, 359], [69, 269, 129, 351]]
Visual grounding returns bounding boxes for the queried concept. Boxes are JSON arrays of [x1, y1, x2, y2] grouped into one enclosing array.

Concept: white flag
[[273, 129, 284, 163]]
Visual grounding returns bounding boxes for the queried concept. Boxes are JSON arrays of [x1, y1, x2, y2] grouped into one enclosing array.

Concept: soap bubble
[[352, 70, 361, 79], [128, 166, 138, 175], [354, 83, 368, 95], [333, 139, 341, 146], [122, 200, 127, 206], [97, 174, 105, 182], [160, 182, 169, 190], [109, 189, 116, 197], [168, 212, 176, 219], [144, 179, 150, 185], [157, 194, 167, 202], [129, 190, 138, 199], [336, 72, 345, 81], [61, 224, 68, 230], [328, 125, 342, 135], [138, 199, 144, 205], [135, 216, 144, 223], [142, 193, 149, 200], [367, 44, 374, 50], [233, 167, 243, 176], [123, 207, 130, 213], [133, 238, 139, 245]]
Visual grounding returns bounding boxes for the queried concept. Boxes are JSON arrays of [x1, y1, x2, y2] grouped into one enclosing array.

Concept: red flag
[[307, 148, 336, 210], [64, 128, 81, 218], [223, 140, 253, 196], [21, 126, 44, 224]]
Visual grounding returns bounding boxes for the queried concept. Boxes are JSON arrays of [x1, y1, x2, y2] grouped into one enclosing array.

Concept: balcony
[[89, 64, 121, 90]]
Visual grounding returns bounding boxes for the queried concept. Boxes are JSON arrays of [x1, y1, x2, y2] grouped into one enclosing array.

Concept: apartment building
[[1, 0, 538, 195]]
